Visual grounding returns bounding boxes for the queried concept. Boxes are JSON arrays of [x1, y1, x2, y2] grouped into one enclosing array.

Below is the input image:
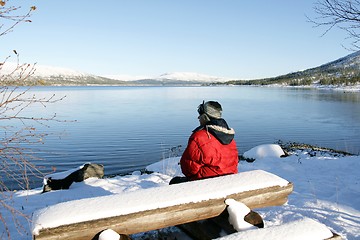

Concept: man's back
[[180, 127, 238, 180]]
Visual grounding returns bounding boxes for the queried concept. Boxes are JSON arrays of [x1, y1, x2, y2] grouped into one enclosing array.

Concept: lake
[[3, 86, 360, 189]]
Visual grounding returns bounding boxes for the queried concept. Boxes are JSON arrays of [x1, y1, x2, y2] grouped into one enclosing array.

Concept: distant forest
[[218, 69, 360, 87]]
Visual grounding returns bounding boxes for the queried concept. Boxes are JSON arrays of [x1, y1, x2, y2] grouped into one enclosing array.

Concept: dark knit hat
[[197, 101, 222, 119]]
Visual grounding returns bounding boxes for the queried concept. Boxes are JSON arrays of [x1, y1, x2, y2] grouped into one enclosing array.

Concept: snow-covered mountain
[[1, 62, 87, 77], [156, 72, 230, 82], [1, 62, 125, 85], [104, 72, 230, 83], [286, 50, 360, 85], [228, 50, 360, 86], [319, 50, 360, 70], [102, 74, 150, 81], [1, 62, 229, 85], [3, 50, 360, 86]]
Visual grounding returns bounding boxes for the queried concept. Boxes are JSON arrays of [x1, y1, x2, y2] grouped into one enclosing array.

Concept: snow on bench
[[215, 217, 340, 240], [32, 170, 293, 240]]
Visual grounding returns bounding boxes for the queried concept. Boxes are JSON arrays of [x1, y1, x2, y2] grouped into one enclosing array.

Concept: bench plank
[[33, 170, 293, 240]]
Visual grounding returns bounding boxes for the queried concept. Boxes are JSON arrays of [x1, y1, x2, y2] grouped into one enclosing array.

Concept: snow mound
[[243, 144, 285, 160], [215, 217, 334, 240], [98, 229, 120, 240], [225, 199, 255, 231]]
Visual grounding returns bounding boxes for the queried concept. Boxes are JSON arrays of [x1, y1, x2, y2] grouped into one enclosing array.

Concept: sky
[[0, 0, 354, 79]]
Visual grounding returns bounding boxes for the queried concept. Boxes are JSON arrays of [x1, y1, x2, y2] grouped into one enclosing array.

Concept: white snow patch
[[225, 199, 255, 231], [243, 144, 285, 160], [215, 217, 334, 240], [98, 229, 120, 240]]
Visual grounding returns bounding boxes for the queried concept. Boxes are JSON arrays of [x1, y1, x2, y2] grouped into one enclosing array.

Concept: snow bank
[[31, 170, 289, 235], [2, 144, 359, 239], [215, 217, 334, 240], [243, 144, 285, 160]]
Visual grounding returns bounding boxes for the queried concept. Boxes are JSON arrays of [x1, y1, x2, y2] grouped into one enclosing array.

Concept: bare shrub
[[1, 1, 65, 238]]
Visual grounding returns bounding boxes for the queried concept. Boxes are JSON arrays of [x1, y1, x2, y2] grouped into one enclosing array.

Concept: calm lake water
[[4, 86, 360, 189]]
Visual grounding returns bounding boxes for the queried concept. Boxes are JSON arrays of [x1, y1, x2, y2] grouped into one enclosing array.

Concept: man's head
[[197, 101, 222, 125]]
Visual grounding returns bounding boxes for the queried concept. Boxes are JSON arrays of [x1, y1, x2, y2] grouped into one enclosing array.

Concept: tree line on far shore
[[216, 67, 360, 87]]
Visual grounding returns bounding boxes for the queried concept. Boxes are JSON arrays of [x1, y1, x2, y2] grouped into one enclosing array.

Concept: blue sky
[[0, 1, 352, 79]]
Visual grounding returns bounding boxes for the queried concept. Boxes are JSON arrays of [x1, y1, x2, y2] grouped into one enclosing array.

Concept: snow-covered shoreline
[[258, 83, 360, 92], [1, 144, 359, 239]]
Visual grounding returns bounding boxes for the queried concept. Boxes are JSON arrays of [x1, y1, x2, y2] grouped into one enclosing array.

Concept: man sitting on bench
[[170, 100, 239, 184]]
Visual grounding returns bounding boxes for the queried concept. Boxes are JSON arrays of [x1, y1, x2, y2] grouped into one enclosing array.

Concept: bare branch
[[0, 2, 66, 238], [308, 0, 360, 49], [0, 1, 36, 37]]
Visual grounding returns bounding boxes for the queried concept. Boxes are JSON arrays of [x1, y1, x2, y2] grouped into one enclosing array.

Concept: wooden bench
[[32, 170, 293, 240]]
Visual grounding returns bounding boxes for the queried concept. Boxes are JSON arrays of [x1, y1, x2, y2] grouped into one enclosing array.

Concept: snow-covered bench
[[32, 170, 293, 240]]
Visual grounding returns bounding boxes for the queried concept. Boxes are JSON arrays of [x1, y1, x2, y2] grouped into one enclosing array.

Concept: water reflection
[[2, 86, 360, 189]]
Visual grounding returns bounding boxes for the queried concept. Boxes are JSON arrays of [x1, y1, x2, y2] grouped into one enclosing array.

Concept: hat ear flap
[[203, 113, 210, 122], [199, 113, 210, 124]]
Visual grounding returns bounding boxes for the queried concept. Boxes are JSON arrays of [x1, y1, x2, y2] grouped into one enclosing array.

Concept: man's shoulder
[[190, 129, 218, 143], [189, 128, 207, 139]]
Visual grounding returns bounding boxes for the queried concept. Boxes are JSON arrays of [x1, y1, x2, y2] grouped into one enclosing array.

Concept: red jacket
[[180, 120, 238, 180]]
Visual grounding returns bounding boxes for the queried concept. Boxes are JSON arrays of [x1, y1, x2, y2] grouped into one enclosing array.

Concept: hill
[[225, 51, 360, 86], [104, 72, 230, 85], [0, 63, 127, 86], [2, 51, 360, 86], [1, 63, 229, 86]]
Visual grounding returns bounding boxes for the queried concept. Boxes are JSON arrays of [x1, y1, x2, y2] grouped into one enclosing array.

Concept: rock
[[42, 163, 104, 193]]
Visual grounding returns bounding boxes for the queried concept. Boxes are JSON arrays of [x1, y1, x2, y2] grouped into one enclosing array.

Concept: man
[[170, 100, 238, 184]]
